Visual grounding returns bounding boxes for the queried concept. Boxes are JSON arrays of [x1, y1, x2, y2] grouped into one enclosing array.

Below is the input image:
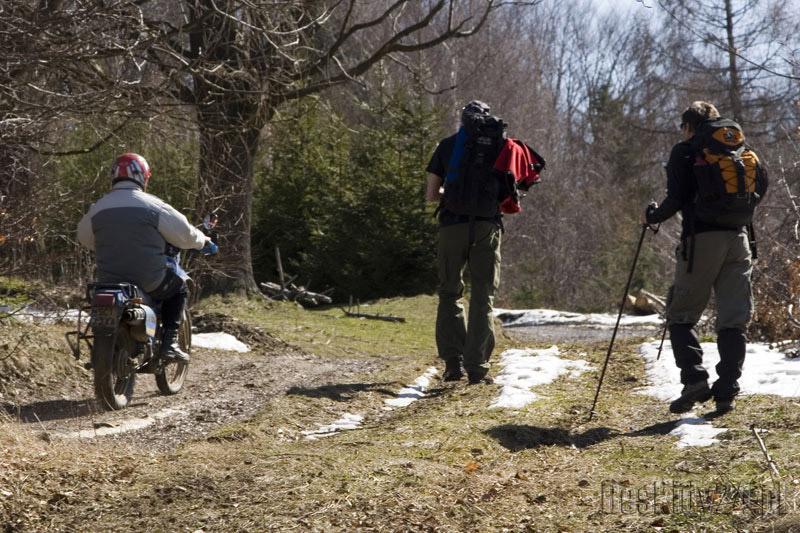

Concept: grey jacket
[[77, 182, 207, 292]]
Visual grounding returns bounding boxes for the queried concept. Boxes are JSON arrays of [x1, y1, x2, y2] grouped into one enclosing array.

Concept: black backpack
[[691, 118, 768, 227], [441, 113, 508, 218]]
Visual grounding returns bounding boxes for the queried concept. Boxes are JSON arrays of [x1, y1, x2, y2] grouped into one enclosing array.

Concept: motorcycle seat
[[87, 282, 150, 304]]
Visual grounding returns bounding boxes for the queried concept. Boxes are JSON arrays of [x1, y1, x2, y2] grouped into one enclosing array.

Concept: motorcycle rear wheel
[[155, 308, 190, 395], [93, 327, 137, 411]]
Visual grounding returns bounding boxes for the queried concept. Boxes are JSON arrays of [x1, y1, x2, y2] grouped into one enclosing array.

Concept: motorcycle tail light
[[93, 293, 116, 307]]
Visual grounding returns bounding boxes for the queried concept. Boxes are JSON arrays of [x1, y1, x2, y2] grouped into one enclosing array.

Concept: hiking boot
[[160, 329, 190, 363], [669, 381, 711, 414], [714, 398, 736, 414], [467, 373, 493, 385], [442, 358, 463, 382]]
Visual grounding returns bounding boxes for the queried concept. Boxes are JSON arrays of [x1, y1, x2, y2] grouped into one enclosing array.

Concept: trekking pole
[[588, 223, 656, 421], [655, 320, 668, 361]]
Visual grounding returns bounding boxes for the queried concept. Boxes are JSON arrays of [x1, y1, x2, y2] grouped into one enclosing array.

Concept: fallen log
[[259, 281, 333, 307], [631, 289, 665, 315]]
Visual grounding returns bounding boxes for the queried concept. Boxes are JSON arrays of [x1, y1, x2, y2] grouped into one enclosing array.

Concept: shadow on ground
[[1, 398, 98, 423], [486, 419, 692, 452], [485, 424, 618, 451], [287, 382, 397, 401]]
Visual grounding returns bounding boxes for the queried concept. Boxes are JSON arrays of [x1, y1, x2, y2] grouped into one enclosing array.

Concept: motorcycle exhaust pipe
[[124, 305, 157, 342], [123, 308, 146, 324]]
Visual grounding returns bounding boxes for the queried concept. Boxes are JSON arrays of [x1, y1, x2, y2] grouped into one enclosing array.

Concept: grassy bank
[[2, 295, 799, 531]]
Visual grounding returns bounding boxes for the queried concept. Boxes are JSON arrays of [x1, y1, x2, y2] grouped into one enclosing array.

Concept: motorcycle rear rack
[[64, 305, 94, 362], [65, 304, 162, 373], [67, 284, 142, 362], [85, 282, 143, 301]]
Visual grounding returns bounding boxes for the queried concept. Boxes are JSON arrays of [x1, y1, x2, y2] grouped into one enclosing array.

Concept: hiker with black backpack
[[425, 100, 544, 385], [643, 101, 768, 415]]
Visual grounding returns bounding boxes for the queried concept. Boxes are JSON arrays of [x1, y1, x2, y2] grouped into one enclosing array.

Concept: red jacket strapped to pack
[[495, 139, 545, 214]]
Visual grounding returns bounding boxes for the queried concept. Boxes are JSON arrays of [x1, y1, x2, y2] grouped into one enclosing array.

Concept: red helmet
[[111, 153, 151, 189]]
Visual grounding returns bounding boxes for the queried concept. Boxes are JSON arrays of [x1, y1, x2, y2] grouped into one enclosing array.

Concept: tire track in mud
[[2, 341, 381, 451], [1, 316, 657, 452]]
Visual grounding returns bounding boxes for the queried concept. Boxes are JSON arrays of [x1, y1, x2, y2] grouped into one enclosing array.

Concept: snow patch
[[669, 415, 728, 448], [491, 346, 592, 409], [494, 308, 661, 328], [4, 306, 85, 325], [302, 413, 364, 440], [639, 340, 800, 447], [58, 408, 184, 439], [639, 340, 800, 401], [384, 367, 439, 408], [192, 332, 250, 352]]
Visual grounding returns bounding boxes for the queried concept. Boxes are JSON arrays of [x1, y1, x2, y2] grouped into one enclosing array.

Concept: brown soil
[[0, 311, 381, 452], [192, 310, 288, 350]]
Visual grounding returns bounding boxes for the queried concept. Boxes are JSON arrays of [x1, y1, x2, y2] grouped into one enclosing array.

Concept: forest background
[[1, 0, 799, 339]]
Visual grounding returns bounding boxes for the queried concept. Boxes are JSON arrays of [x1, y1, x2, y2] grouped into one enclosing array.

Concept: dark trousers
[[148, 269, 187, 332], [669, 325, 745, 401], [436, 221, 501, 375]]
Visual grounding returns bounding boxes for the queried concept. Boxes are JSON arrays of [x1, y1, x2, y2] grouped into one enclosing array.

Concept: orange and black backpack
[[691, 117, 768, 227]]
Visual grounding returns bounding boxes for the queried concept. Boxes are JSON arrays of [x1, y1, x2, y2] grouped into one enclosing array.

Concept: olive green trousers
[[435, 221, 501, 375]]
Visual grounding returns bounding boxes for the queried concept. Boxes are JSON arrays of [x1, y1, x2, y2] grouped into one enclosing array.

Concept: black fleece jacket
[[645, 138, 739, 238]]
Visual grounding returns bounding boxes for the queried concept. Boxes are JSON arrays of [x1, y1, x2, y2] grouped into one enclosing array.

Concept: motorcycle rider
[[77, 153, 215, 363]]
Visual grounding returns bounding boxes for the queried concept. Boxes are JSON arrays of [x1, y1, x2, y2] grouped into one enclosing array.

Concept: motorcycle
[[66, 216, 218, 410]]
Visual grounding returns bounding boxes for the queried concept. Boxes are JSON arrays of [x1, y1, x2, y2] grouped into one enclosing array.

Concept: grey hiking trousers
[[667, 230, 753, 331], [667, 229, 753, 398], [435, 221, 501, 376]]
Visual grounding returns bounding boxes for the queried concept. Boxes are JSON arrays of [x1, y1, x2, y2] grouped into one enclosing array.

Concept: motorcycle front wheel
[[93, 327, 137, 411], [155, 308, 190, 395]]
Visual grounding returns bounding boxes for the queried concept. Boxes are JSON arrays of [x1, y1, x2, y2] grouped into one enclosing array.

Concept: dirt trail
[[1, 315, 380, 451], [503, 323, 661, 344], [0, 311, 656, 452]]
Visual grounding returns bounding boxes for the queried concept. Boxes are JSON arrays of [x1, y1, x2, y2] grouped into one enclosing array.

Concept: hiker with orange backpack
[[425, 100, 543, 384], [643, 101, 768, 415]]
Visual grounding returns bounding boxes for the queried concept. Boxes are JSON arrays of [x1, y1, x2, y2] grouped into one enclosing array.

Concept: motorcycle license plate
[[91, 306, 117, 330]]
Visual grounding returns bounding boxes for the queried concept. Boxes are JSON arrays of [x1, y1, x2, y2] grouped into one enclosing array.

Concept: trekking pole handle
[[644, 202, 660, 234], [643, 222, 660, 234]]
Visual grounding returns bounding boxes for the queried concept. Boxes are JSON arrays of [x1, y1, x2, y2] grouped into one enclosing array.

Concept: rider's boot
[[160, 328, 190, 363]]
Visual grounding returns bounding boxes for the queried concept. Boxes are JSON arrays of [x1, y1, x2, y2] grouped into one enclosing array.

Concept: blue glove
[[201, 241, 219, 256]]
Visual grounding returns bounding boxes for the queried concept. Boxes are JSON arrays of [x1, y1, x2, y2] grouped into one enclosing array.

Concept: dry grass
[[2, 295, 800, 531]]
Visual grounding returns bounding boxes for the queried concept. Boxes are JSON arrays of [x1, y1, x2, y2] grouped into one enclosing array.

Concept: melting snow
[[639, 340, 800, 401], [302, 368, 439, 440], [639, 340, 800, 447], [494, 308, 661, 328], [384, 367, 439, 408], [58, 408, 184, 439], [491, 346, 592, 409], [669, 415, 728, 448], [2, 306, 85, 325], [302, 413, 364, 440], [192, 332, 250, 352]]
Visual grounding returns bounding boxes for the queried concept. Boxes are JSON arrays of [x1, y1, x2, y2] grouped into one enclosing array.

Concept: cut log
[[631, 289, 665, 315], [258, 281, 332, 308]]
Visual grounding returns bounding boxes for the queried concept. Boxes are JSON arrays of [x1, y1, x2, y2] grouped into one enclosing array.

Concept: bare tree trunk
[[724, 0, 743, 122], [195, 104, 262, 296]]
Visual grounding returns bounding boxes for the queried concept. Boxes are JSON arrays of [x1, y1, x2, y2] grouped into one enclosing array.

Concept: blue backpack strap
[[445, 127, 468, 183]]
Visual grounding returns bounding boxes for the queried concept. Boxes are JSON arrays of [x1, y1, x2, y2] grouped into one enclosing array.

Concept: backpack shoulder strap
[[444, 128, 468, 184]]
